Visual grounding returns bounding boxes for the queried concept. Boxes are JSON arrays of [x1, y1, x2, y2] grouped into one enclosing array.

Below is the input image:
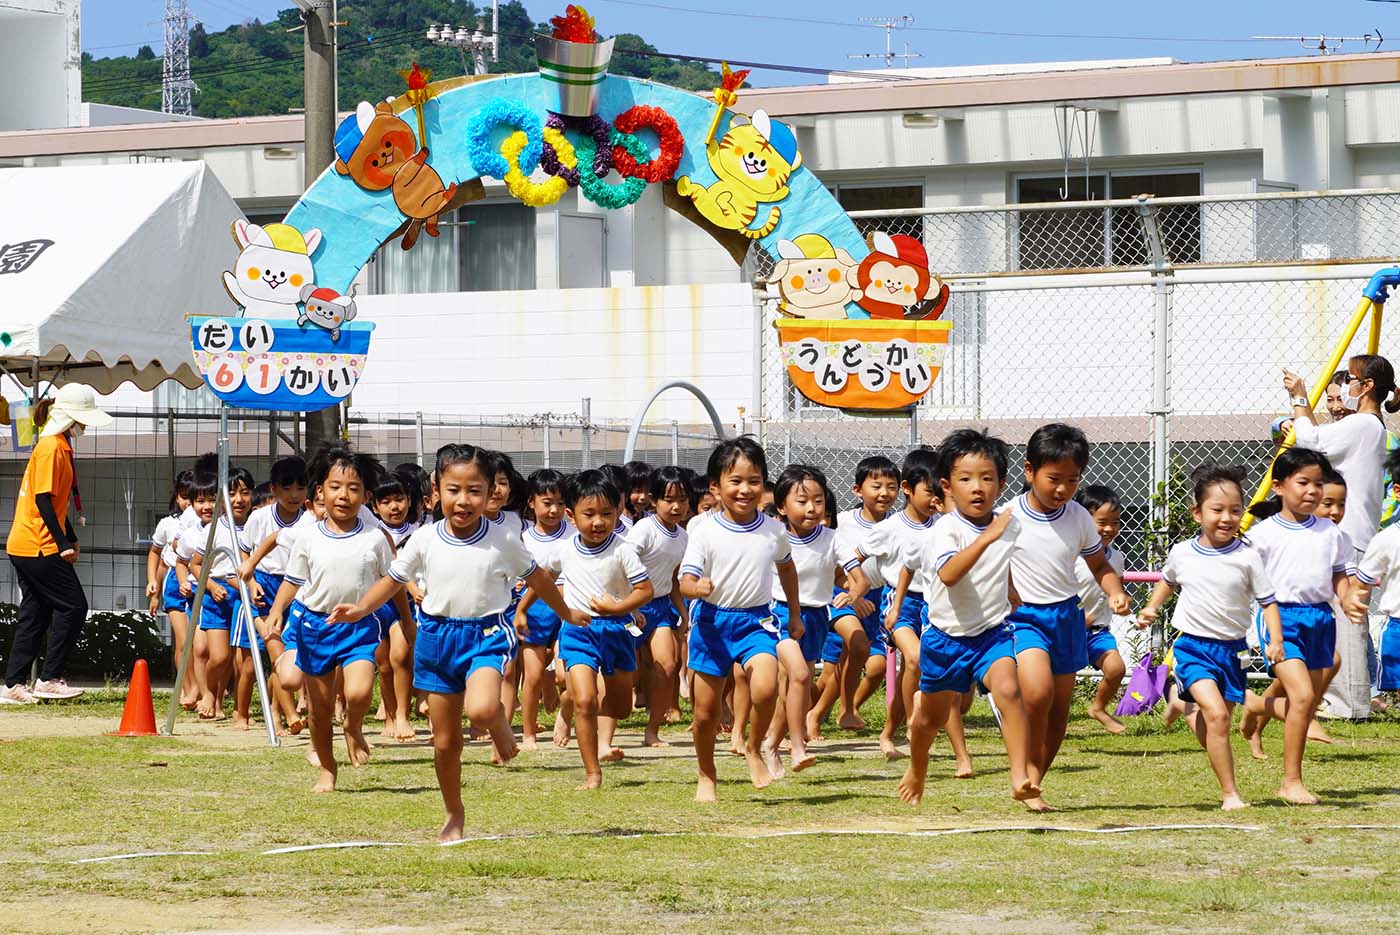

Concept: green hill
[[81, 1, 721, 120]]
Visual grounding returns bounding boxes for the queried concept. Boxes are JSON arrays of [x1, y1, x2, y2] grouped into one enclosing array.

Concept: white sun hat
[[40, 383, 114, 437]]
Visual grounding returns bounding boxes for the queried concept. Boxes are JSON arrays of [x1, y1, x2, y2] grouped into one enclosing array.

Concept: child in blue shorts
[[147, 470, 197, 709], [1239, 446, 1349, 806], [897, 429, 1042, 810], [538, 469, 653, 790], [621, 466, 691, 748], [763, 464, 866, 778], [333, 444, 576, 840], [267, 444, 409, 794], [1074, 485, 1130, 735], [1009, 423, 1130, 791], [1350, 497, 1400, 694], [680, 437, 802, 802], [1139, 464, 1280, 811], [513, 468, 574, 749]]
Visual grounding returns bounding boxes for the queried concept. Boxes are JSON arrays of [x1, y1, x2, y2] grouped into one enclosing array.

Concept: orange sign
[[776, 318, 952, 411]]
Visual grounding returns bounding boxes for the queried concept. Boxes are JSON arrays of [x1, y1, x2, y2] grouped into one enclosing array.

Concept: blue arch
[[284, 73, 869, 312]]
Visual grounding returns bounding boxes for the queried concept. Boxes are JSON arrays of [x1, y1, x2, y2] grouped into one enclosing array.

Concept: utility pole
[[300, 0, 340, 450], [161, 0, 194, 115]]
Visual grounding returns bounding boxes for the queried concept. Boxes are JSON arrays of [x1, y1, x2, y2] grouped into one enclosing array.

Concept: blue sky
[[83, 0, 1400, 86]]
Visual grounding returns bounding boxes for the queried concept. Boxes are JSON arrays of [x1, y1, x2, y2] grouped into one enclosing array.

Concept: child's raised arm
[[884, 566, 912, 632], [590, 578, 654, 618], [937, 509, 1013, 588], [326, 574, 406, 625], [239, 531, 279, 582], [1085, 548, 1132, 615], [522, 564, 589, 627], [833, 563, 869, 608], [1135, 578, 1175, 629]]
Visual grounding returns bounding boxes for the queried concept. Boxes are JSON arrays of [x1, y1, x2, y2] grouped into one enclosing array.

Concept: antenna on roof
[[848, 15, 922, 69], [1250, 30, 1383, 54]]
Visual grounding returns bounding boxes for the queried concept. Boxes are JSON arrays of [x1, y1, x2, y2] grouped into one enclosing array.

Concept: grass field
[[2, 689, 1399, 935]]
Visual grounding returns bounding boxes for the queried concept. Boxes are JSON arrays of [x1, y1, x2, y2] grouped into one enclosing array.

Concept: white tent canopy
[[0, 161, 243, 393]]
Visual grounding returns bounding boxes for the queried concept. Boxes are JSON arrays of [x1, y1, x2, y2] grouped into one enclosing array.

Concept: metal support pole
[[784, 426, 791, 467], [670, 420, 679, 463], [302, 0, 340, 451], [219, 487, 279, 748], [268, 412, 277, 460], [1369, 302, 1385, 355], [542, 414, 551, 468], [1137, 196, 1173, 550], [908, 405, 919, 447], [581, 397, 592, 469], [751, 291, 765, 446], [414, 411, 425, 468]]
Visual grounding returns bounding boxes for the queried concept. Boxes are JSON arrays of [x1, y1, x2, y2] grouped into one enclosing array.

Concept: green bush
[[0, 604, 173, 681]]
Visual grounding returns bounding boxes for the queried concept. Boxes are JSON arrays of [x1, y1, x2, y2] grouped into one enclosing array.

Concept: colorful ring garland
[[611, 105, 683, 184], [467, 100, 544, 179], [576, 128, 649, 209], [545, 112, 612, 183], [503, 127, 576, 207]]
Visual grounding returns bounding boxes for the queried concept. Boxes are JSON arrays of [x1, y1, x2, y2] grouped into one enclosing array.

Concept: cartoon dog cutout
[[334, 100, 458, 251], [221, 220, 322, 317], [297, 283, 358, 342], [854, 231, 950, 321], [676, 109, 802, 240], [766, 234, 859, 318]]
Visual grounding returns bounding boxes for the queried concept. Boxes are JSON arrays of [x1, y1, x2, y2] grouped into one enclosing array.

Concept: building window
[[1014, 171, 1201, 270], [370, 203, 538, 295], [833, 182, 924, 242]]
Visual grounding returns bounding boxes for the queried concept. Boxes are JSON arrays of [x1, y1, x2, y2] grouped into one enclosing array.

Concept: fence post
[[752, 290, 765, 447], [670, 420, 679, 463], [414, 411, 425, 468], [581, 397, 592, 469], [1136, 196, 1173, 545], [542, 414, 552, 468]]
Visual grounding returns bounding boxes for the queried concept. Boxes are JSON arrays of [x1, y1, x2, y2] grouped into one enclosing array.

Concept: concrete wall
[[0, 1, 80, 131]]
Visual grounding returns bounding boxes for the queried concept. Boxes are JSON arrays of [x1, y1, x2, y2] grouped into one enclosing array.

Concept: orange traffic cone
[[107, 659, 158, 737]]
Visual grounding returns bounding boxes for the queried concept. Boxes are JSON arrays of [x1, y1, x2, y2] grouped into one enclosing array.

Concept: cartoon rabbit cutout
[[221, 220, 322, 317]]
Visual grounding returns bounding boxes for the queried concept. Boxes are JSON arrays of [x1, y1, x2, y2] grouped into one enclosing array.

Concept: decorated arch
[[191, 7, 952, 413]]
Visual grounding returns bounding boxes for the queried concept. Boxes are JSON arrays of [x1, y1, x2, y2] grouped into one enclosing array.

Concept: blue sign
[[189, 316, 375, 412]]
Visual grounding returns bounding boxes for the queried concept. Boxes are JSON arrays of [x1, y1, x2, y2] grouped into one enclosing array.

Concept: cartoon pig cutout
[[297, 284, 358, 342], [221, 220, 323, 317]]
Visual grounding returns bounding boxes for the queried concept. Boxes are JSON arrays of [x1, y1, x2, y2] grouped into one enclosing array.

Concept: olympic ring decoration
[[503, 127, 577, 207], [611, 105, 683, 184], [546, 112, 612, 182], [576, 128, 649, 210], [467, 100, 545, 179]]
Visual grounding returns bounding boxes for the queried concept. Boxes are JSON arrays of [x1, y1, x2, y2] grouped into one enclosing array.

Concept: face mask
[[1343, 381, 1363, 412], [68, 423, 86, 438]]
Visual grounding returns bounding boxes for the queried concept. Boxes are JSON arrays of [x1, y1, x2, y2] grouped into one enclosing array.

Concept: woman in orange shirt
[[0, 384, 112, 704]]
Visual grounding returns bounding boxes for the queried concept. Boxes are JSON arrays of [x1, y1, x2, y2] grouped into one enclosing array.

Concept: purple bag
[[1115, 652, 1168, 717]]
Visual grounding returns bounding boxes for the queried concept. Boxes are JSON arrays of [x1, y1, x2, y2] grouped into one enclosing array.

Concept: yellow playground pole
[[1241, 293, 1379, 531]]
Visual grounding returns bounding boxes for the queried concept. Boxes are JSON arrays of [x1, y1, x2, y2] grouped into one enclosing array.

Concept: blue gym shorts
[[370, 602, 399, 642], [230, 595, 266, 653], [918, 622, 1016, 694], [1171, 633, 1248, 704], [161, 568, 191, 614], [196, 580, 239, 632], [414, 611, 518, 693], [773, 600, 831, 663], [826, 585, 887, 662], [520, 598, 562, 647], [688, 601, 779, 677], [293, 600, 381, 677], [635, 594, 681, 645], [1087, 627, 1119, 668], [1009, 596, 1088, 675], [558, 615, 636, 676], [885, 588, 927, 634], [1275, 602, 1337, 671], [1377, 618, 1400, 692], [250, 570, 284, 618]]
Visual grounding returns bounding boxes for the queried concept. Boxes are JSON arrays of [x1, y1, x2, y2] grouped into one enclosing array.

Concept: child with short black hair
[[622, 460, 656, 523], [514, 467, 573, 749], [147, 469, 197, 709], [1074, 484, 1130, 735], [1009, 423, 1130, 796], [371, 467, 421, 741]]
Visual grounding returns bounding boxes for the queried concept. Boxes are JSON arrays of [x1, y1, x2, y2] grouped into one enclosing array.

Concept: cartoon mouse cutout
[[297, 283, 358, 341], [334, 100, 457, 251], [854, 231, 950, 321]]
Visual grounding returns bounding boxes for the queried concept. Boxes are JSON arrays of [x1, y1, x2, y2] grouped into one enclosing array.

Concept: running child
[[265, 444, 410, 792], [623, 465, 691, 748], [538, 469, 653, 787], [1346, 480, 1400, 702], [371, 467, 421, 741], [147, 469, 197, 709], [811, 456, 896, 749], [1239, 447, 1350, 805], [1074, 484, 1130, 734], [1009, 423, 1131, 790], [897, 429, 1043, 810], [681, 437, 802, 801], [764, 464, 866, 777], [1139, 464, 1281, 810], [623, 460, 655, 525], [514, 468, 573, 749]]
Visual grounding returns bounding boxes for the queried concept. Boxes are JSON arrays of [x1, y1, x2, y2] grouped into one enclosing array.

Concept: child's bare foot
[[599, 745, 624, 763], [665, 707, 681, 724], [897, 765, 925, 805], [1020, 795, 1054, 813], [344, 726, 372, 766], [180, 693, 199, 711], [490, 737, 519, 766], [418, 698, 430, 717], [579, 772, 603, 791], [1307, 718, 1334, 744], [393, 719, 416, 742], [1245, 725, 1268, 760], [837, 709, 866, 731], [728, 740, 746, 757], [1012, 778, 1041, 802], [804, 712, 822, 741], [373, 702, 386, 722], [521, 735, 539, 751], [1278, 782, 1319, 805], [790, 749, 816, 773], [196, 695, 218, 720], [880, 736, 905, 761], [953, 756, 974, 779], [286, 717, 305, 736], [695, 775, 718, 802], [553, 715, 571, 748], [760, 742, 786, 780], [311, 768, 336, 793], [232, 715, 250, 731], [380, 720, 398, 740], [643, 730, 671, 748], [1221, 794, 1250, 811], [438, 812, 465, 843], [1088, 706, 1126, 735], [745, 750, 773, 789], [306, 743, 320, 768]]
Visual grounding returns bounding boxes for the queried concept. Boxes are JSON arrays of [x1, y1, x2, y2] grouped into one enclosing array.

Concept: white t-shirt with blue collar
[[1246, 513, 1350, 605], [857, 509, 936, 595], [543, 531, 650, 617], [1009, 493, 1102, 605], [390, 517, 536, 620], [681, 511, 793, 609], [773, 524, 860, 607]]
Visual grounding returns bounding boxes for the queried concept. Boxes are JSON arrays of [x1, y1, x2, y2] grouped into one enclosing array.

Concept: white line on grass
[[260, 841, 410, 854], [71, 850, 213, 864]]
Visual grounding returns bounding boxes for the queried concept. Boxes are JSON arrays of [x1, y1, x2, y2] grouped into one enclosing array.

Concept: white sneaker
[[0, 683, 39, 704], [31, 678, 84, 700]]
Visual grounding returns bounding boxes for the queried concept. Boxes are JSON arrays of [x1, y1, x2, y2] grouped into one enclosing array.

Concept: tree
[[190, 22, 210, 58], [136, 45, 156, 60]]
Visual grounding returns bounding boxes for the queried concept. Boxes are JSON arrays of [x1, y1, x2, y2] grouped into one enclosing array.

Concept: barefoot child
[[266, 444, 409, 792], [623, 465, 691, 748], [370, 468, 421, 741], [540, 469, 653, 788], [681, 437, 802, 801], [514, 468, 573, 749], [1074, 485, 1130, 734], [897, 429, 1042, 810], [764, 465, 866, 777], [148, 470, 198, 709], [1138, 464, 1281, 811], [1346, 489, 1400, 698], [1009, 423, 1131, 795], [1240, 447, 1350, 805], [331, 444, 577, 837]]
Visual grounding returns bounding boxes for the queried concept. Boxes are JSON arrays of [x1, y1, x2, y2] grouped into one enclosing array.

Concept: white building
[[0, 0, 80, 131]]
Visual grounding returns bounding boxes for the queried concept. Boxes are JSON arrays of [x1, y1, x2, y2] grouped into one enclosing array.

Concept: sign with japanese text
[[189, 316, 374, 411], [775, 318, 952, 411]]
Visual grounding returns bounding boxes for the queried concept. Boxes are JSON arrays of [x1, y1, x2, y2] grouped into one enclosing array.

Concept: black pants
[[5, 553, 87, 686]]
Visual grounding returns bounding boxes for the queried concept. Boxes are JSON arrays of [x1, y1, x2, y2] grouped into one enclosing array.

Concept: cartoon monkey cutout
[[854, 231, 950, 321], [676, 109, 802, 240], [334, 101, 458, 251]]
